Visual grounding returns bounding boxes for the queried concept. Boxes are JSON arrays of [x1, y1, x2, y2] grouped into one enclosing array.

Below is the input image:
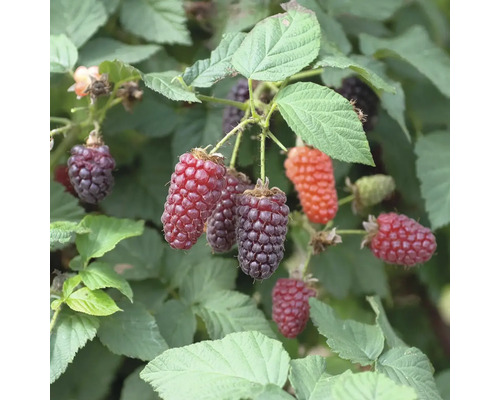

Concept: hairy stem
[[267, 130, 288, 153], [337, 194, 355, 207], [248, 79, 258, 119], [230, 130, 244, 169], [335, 229, 366, 235], [289, 68, 324, 82], [210, 118, 255, 155], [197, 94, 248, 110], [49, 306, 62, 333], [260, 129, 267, 181]]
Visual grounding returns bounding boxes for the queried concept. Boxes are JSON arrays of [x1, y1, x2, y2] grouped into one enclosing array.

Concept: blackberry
[[236, 179, 289, 280], [272, 278, 316, 338], [337, 76, 380, 132], [363, 213, 437, 267], [206, 169, 253, 253], [222, 78, 249, 134], [67, 133, 115, 204], [161, 148, 226, 250]]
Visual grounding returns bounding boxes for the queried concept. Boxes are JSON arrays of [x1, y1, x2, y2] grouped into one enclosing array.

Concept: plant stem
[[301, 247, 313, 278], [50, 126, 81, 169], [335, 229, 366, 235], [289, 68, 324, 82], [230, 130, 243, 169], [50, 306, 62, 333], [267, 130, 288, 153], [263, 102, 278, 128], [260, 129, 267, 181], [337, 194, 355, 207], [50, 116, 72, 125], [197, 94, 248, 110], [248, 79, 258, 119], [210, 118, 255, 155]]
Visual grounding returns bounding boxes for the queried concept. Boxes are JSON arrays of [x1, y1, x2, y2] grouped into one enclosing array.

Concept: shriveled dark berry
[[222, 78, 249, 134], [161, 148, 227, 250], [337, 76, 380, 132], [67, 144, 115, 204], [272, 278, 316, 338], [236, 179, 289, 280], [206, 169, 253, 253]]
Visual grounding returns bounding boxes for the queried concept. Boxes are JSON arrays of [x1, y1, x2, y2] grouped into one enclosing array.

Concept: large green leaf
[[415, 131, 450, 229], [119, 0, 191, 45], [75, 214, 144, 264], [66, 288, 122, 316], [79, 38, 161, 67], [324, 0, 406, 21], [99, 60, 142, 85], [155, 299, 197, 348], [99, 226, 165, 280], [288, 355, 327, 400], [50, 34, 78, 74], [183, 32, 247, 87], [50, 307, 99, 383], [50, 181, 85, 222], [327, 371, 418, 399], [50, 0, 108, 48], [366, 296, 407, 349], [359, 26, 450, 97], [309, 298, 385, 366], [140, 331, 291, 400], [196, 290, 276, 339], [231, 4, 321, 81], [275, 82, 374, 166], [98, 301, 168, 360], [143, 71, 201, 103], [50, 339, 122, 399], [80, 261, 133, 302], [376, 347, 442, 400]]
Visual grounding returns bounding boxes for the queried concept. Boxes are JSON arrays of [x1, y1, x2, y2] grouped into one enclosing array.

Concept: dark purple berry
[[236, 179, 289, 280], [336, 76, 380, 132], [161, 148, 227, 250], [206, 169, 253, 253], [67, 143, 115, 204], [222, 78, 249, 134]]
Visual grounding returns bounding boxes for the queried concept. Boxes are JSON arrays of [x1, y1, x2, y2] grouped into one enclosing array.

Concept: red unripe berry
[[272, 278, 316, 338], [54, 165, 77, 196], [363, 212, 437, 267], [284, 146, 338, 224], [161, 149, 227, 250]]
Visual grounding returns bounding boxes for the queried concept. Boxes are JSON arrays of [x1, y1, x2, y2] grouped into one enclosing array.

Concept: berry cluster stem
[[337, 194, 355, 207], [209, 117, 255, 155], [197, 94, 248, 110], [288, 68, 324, 82], [230, 130, 243, 169], [260, 129, 267, 181], [335, 229, 366, 235]]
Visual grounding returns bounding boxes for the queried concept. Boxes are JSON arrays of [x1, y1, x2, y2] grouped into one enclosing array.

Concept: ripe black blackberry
[[222, 78, 249, 134], [67, 131, 115, 204], [337, 76, 380, 132], [206, 169, 253, 253], [236, 179, 289, 280]]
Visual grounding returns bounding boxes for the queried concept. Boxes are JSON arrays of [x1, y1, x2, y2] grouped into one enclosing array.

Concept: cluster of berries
[[160, 148, 290, 281], [71, 65, 112, 101]]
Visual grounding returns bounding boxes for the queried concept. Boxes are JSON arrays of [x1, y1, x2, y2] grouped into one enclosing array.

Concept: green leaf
[[359, 26, 450, 97], [196, 290, 276, 339], [155, 300, 197, 348], [183, 32, 247, 87], [99, 226, 164, 280], [99, 59, 142, 85], [376, 347, 442, 400], [289, 355, 327, 400], [75, 214, 144, 263], [50, 0, 107, 48], [80, 261, 133, 302], [98, 301, 168, 360], [143, 71, 201, 103], [325, 0, 405, 21], [50, 34, 78, 73], [66, 288, 122, 316], [327, 371, 418, 399], [231, 5, 321, 81], [315, 46, 395, 94], [140, 331, 291, 400], [366, 296, 407, 349], [50, 181, 85, 222], [121, 366, 162, 400], [129, 280, 169, 313], [309, 298, 385, 366], [50, 221, 90, 250], [119, 0, 191, 45], [435, 369, 450, 400], [255, 385, 297, 399], [78, 38, 161, 67], [275, 82, 374, 166], [97, 0, 120, 15], [50, 307, 99, 383], [62, 275, 83, 299], [50, 339, 122, 399], [415, 131, 450, 229]]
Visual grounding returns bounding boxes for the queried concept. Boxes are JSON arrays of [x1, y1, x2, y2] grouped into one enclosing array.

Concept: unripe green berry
[[346, 174, 396, 214]]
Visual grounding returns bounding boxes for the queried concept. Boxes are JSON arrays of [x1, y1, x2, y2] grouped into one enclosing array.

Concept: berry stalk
[[209, 117, 255, 155], [197, 94, 248, 110], [260, 129, 267, 181]]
